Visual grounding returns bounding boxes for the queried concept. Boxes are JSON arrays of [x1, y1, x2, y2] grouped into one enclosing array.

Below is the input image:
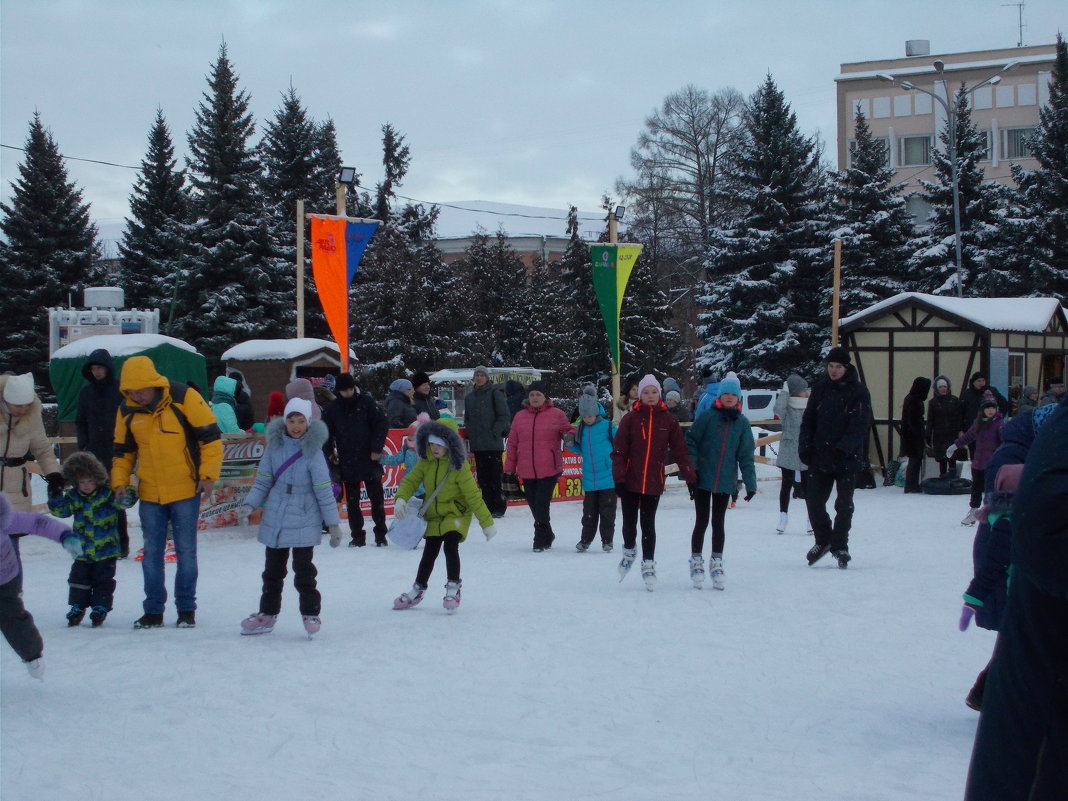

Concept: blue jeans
[[139, 496, 200, 614]]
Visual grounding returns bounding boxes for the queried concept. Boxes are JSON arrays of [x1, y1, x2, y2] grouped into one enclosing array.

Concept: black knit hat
[[526, 380, 548, 397], [825, 346, 851, 366], [335, 373, 356, 391], [412, 371, 431, 388]]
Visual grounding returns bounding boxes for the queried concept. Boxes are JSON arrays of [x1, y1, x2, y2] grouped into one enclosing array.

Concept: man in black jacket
[[798, 347, 872, 569], [75, 349, 128, 557], [323, 373, 389, 547], [463, 366, 511, 518], [899, 376, 931, 493]]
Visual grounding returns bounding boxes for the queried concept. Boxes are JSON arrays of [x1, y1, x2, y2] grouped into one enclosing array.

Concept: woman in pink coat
[[504, 381, 574, 552]]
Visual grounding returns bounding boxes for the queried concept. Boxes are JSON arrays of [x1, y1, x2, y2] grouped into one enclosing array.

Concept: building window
[[893, 94, 911, 117], [1017, 83, 1037, 106], [872, 97, 891, 118], [905, 195, 932, 224], [847, 137, 890, 168], [899, 135, 933, 166], [977, 130, 993, 161], [1008, 353, 1025, 392], [1002, 127, 1036, 160]]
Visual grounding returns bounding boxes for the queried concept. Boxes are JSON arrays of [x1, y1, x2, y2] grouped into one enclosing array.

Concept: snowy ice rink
[[2, 482, 991, 801]]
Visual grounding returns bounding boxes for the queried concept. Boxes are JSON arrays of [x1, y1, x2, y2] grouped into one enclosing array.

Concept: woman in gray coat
[[238, 398, 341, 638], [773, 374, 809, 534]]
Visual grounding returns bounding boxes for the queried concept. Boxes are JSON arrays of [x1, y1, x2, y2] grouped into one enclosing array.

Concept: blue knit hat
[[390, 378, 413, 393], [718, 371, 741, 397]]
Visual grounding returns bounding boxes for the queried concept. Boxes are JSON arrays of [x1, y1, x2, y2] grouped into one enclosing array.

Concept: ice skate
[[618, 547, 637, 581], [25, 657, 44, 680], [710, 556, 725, 590], [393, 583, 425, 610], [776, 512, 788, 534], [575, 540, 590, 552], [831, 548, 851, 570], [302, 615, 321, 638], [640, 559, 657, 591], [240, 612, 278, 635], [806, 543, 831, 566], [602, 541, 613, 553], [66, 604, 85, 627], [961, 508, 978, 526], [689, 554, 705, 588], [89, 606, 108, 627], [443, 580, 462, 614]]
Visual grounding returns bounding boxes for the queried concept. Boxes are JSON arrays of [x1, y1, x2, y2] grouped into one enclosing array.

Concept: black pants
[[692, 489, 731, 555], [779, 468, 808, 513], [416, 531, 461, 586], [117, 509, 129, 557], [0, 575, 42, 662], [67, 558, 118, 610], [805, 469, 857, 551], [473, 451, 506, 516], [937, 458, 957, 477], [904, 454, 923, 492], [580, 489, 616, 545], [524, 475, 560, 548], [969, 467, 986, 509], [259, 546, 320, 616], [619, 488, 660, 560], [344, 479, 387, 544]]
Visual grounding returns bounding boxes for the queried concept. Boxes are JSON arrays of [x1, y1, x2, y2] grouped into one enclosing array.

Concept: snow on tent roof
[[429, 367, 554, 383], [51, 333, 197, 360], [221, 338, 355, 361], [839, 292, 1065, 333]]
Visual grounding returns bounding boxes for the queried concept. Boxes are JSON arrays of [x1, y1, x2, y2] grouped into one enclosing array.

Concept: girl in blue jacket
[[238, 398, 341, 638], [685, 372, 757, 590], [565, 394, 616, 552]]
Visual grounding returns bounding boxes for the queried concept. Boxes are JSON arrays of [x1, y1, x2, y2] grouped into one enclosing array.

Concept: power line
[[1, 143, 607, 223]]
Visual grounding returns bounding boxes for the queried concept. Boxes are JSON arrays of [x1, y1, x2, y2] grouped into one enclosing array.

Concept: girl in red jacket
[[503, 381, 574, 552], [611, 374, 697, 589]]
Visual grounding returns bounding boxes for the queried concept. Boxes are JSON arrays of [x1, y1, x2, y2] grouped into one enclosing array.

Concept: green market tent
[[49, 334, 207, 422]]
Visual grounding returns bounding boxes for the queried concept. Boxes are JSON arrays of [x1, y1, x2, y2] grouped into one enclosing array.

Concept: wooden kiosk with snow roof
[[221, 338, 354, 422], [838, 292, 1068, 472]]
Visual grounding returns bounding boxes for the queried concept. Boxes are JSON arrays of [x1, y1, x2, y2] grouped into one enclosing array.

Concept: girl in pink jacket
[[504, 381, 574, 552]]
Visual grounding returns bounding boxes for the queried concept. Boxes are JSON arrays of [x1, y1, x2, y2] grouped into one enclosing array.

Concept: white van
[[740, 389, 778, 422]]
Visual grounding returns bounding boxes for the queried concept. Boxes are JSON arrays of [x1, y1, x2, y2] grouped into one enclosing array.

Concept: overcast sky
[[2, 0, 1065, 244]]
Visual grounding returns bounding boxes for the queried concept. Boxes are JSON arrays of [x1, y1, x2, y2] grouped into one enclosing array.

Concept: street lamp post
[[878, 60, 1018, 297]]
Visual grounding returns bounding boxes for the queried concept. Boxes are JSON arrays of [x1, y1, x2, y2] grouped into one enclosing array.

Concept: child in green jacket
[[391, 420, 495, 613]]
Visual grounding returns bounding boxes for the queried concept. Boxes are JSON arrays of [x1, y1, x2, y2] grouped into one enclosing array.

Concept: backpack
[[117, 382, 216, 476]]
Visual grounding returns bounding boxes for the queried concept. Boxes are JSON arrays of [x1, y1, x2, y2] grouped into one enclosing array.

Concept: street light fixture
[[878, 60, 1020, 296]]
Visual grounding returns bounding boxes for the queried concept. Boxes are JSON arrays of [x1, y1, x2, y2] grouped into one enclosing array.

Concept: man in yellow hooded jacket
[[111, 356, 222, 629]]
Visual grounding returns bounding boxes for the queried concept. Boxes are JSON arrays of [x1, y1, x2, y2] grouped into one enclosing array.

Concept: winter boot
[[393, 583, 426, 610], [25, 657, 44, 680], [240, 612, 278, 635], [618, 547, 637, 581], [831, 548, 851, 570], [710, 556, 725, 590], [443, 580, 462, 614], [89, 606, 108, 627], [575, 540, 590, 552], [640, 559, 657, 591], [133, 613, 164, 629], [176, 611, 196, 628], [776, 512, 788, 534], [66, 605, 85, 627], [806, 543, 831, 566], [689, 554, 706, 588], [302, 615, 322, 638]]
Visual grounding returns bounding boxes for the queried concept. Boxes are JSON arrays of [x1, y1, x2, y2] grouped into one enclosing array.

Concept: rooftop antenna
[[1002, 0, 1026, 47]]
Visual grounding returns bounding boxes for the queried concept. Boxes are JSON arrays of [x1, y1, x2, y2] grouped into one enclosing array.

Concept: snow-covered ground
[[2, 482, 990, 801]]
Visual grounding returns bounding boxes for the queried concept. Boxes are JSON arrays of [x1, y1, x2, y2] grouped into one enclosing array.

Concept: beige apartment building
[[835, 41, 1057, 220]]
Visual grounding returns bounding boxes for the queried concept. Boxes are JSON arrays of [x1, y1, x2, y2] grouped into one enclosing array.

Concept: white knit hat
[[3, 373, 35, 405], [283, 397, 313, 420]]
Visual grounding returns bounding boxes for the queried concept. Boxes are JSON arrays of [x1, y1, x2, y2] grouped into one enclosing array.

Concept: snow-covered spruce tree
[[119, 109, 190, 315], [555, 206, 609, 386], [620, 250, 685, 379], [521, 254, 573, 386], [0, 112, 100, 375], [259, 88, 347, 339], [373, 124, 410, 223], [906, 89, 1006, 296], [176, 44, 283, 359], [833, 110, 915, 315], [697, 76, 831, 384], [1011, 34, 1068, 302]]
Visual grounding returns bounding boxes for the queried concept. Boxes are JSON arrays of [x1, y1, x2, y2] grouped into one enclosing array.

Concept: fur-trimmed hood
[[61, 451, 110, 486], [415, 420, 466, 470], [265, 417, 330, 456]]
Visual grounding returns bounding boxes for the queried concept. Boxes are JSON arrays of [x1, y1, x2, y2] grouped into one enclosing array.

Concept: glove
[[327, 525, 342, 548], [744, 491, 756, 502], [945, 445, 958, 459], [483, 524, 497, 541], [114, 485, 137, 509], [61, 536, 84, 559], [687, 482, 696, 501], [959, 604, 978, 631], [237, 504, 254, 525], [46, 472, 65, 498], [393, 497, 409, 520]]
